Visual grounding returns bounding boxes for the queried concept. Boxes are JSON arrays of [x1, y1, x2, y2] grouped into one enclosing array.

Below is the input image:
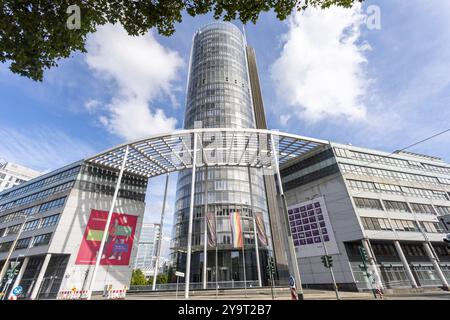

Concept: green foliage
[[130, 269, 147, 286], [0, 0, 363, 81], [147, 274, 169, 285]]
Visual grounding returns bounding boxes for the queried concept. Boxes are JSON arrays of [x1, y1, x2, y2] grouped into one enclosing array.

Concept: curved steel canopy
[[86, 128, 330, 178]]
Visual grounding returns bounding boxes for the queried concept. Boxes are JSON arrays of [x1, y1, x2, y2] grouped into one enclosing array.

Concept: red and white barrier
[[57, 290, 89, 300], [106, 289, 127, 300], [57, 288, 126, 300]]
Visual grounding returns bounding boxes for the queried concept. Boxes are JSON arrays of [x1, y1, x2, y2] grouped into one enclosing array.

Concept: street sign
[[175, 271, 185, 278], [12, 286, 23, 296], [289, 275, 295, 288]]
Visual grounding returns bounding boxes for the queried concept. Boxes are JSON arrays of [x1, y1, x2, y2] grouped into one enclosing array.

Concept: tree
[[130, 269, 147, 286], [147, 274, 168, 285], [0, 0, 363, 81]]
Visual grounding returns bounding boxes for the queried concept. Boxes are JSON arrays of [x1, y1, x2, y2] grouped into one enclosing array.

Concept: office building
[[171, 22, 278, 286], [280, 142, 450, 291], [0, 159, 42, 192], [134, 223, 161, 277], [0, 161, 147, 299]]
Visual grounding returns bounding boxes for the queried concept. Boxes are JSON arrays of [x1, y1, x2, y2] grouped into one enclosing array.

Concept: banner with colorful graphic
[[230, 211, 243, 248], [75, 209, 138, 265], [206, 212, 217, 247], [255, 212, 268, 247]]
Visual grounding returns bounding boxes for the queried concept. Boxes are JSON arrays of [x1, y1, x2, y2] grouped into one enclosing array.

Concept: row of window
[[334, 147, 450, 175], [353, 196, 450, 216], [80, 165, 147, 187], [0, 197, 66, 224], [0, 166, 79, 202], [0, 181, 74, 213], [78, 181, 146, 202], [340, 163, 450, 186], [0, 214, 60, 238], [0, 232, 53, 252], [347, 179, 449, 201], [361, 216, 443, 233]]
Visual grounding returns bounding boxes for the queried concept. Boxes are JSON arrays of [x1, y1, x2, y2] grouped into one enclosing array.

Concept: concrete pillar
[[393, 241, 418, 288], [30, 254, 51, 300], [423, 242, 450, 291], [362, 239, 384, 290], [8, 257, 29, 299]]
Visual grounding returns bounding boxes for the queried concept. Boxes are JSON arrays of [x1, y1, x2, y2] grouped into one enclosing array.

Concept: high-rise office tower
[[134, 223, 161, 277], [171, 22, 283, 286]]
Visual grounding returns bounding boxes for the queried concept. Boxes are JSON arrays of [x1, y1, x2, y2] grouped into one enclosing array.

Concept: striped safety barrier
[[57, 290, 89, 300], [106, 289, 127, 300]]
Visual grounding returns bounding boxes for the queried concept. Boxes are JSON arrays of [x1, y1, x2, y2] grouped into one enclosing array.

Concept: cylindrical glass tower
[[171, 22, 272, 286]]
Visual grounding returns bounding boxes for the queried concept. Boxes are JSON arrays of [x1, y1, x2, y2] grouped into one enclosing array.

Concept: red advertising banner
[[75, 209, 138, 266]]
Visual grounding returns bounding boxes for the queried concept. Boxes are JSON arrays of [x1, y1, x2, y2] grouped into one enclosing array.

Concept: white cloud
[[85, 24, 183, 140], [270, 5, 369, 122], [0, 126, 96, 172], [84, 99, 101, 112]]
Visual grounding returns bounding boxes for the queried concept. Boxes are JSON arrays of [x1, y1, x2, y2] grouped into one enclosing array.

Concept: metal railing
[[129, 280, 281, 292]]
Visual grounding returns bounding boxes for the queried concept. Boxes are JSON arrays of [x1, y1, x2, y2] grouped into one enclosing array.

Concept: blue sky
[[1, 0, 449, 257]]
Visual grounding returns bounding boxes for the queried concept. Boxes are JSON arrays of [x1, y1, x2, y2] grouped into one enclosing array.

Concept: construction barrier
[[57, 290, 89, 300], [106, 289, 127, 300]]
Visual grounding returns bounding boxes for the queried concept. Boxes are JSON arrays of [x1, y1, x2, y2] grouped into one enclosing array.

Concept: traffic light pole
[[0, 215, 29, 289], [358, 245, 377, 299], [317, 220, 340, 300]]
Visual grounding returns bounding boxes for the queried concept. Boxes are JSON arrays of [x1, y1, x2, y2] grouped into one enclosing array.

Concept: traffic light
[[6, 269, 19, 279], [327, 255, 333, 267], [321, 255, 333, 268], [266, 257, 276, 278], [358, 246, 369, 262]]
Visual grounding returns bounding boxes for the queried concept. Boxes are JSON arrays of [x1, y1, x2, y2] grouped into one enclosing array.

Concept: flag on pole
[[230, 211, 243, 248], [255, 212, 268, 247], [206, 212, 217, 247]]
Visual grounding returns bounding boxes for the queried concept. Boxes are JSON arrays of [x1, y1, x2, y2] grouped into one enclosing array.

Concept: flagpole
[[247, 166, 262, 287], [215, 212, 218, 298], [240, 211, 247, 296], [202, 166, 208, 290]]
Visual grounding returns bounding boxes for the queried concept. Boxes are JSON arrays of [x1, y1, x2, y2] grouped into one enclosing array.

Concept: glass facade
[[171, 22, 272, 285], [135, 223, 160, 274]]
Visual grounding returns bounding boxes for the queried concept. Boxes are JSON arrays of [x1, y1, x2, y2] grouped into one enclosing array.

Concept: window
[[41, 214, 60, 228], [361, 217, 392, 231], [6, 223, 22, 236], [15, 237, 32, 250], [436, 206, 450, 215], [23, 219, 40, 232], [0, 241, 13, 252], [32, 233, 52, 247], [410, 203, 436, 215], [391, 219, 419, 232], [384, 200, 410, 213], [39, 197, 66, 213], [420, 221, 444, 233], [354, 197, 383, 210], [0, 228, 4, 237]]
